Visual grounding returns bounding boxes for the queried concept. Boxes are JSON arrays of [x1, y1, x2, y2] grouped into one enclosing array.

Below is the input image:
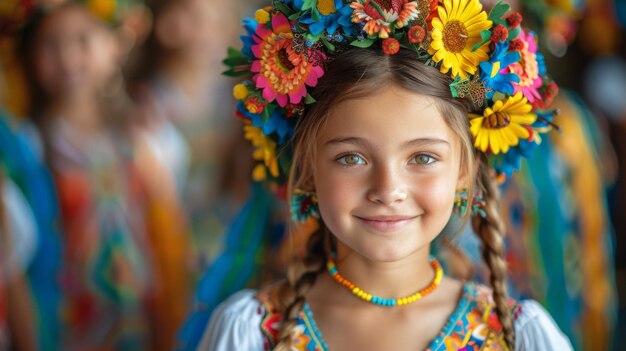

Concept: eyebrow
[[324, 137, 450, 148]]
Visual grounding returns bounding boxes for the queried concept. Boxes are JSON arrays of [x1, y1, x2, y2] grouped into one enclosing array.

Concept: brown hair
[[273, 46, 515, 349]]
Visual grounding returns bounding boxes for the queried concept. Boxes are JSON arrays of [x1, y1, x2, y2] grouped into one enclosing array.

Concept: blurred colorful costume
[[45, 117, 152, 350], [0, 109, 63, 350]]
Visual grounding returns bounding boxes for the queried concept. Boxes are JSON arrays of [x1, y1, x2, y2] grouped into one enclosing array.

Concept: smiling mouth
[[354, 215, 418, 233]]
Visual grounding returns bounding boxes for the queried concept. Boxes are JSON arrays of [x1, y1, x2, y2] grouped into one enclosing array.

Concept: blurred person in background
[[125, 0, 253, 272], [125, 1, 264, 348], [15, 1, 163, 349], [0, 2, 64, 350]]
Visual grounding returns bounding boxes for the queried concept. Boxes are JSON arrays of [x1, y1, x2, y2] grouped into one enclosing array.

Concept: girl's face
[[32, 5, 118, 100], [314, 85, 465, 262]]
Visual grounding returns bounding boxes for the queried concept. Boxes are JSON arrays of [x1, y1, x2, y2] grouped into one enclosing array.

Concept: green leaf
[[449, 76, 463, 98], [508, 26, 520, 40], [222, 47, 252, 76], [226, 47, 245, 58], [223, 56, 249, 67], [321, 37, 336, 51], [471, 29, 492, 51], [305, 32, 324, 45], [350, 38, 375, 48], [300, 0, 315, 12], [305, 93, 317, 104], [288, 12, 301, 20], [222, 68, 249, 77], [262, 106, 271, 121], [273, 1, 295, 16], [481, 29, 491, 41], [488, 0, 510, 25], [278, 152, 292, 176], [311, 10, 320, 22]]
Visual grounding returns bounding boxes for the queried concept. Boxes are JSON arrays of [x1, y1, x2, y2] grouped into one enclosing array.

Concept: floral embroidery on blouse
[[257, 283, 516, 351]]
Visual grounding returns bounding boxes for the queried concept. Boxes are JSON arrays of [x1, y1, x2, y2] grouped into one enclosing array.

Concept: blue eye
[[337, 154, 366, 165], [411, 154, 436, 165]]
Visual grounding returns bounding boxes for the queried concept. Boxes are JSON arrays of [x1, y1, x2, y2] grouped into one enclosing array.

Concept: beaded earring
[[454, 188, 487, 218], [290, 189, 319, 222]]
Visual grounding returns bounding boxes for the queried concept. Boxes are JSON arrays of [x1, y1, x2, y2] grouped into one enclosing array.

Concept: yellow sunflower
[[469, 93, 537, 154], [428, 0, 492, 79]]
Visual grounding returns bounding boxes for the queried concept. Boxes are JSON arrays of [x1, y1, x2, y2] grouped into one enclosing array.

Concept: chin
[[356, 238, 424, 263]]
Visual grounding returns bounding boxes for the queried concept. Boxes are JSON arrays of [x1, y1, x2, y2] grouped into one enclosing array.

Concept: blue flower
[[294, 0, 355, 37], [491, 139, 539, 177], [536, 52, 547, 75], [237, 103, 293, 144], [241, 18, 258, 59], [480, 42, 521, 98]]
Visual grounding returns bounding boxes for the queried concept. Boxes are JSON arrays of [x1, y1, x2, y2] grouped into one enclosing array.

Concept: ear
[[456, 153, 478, 190]]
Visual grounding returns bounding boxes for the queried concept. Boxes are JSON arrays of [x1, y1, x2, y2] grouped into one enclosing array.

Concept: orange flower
[[382, 37, 400, 54], [408, 25, 426, 43]]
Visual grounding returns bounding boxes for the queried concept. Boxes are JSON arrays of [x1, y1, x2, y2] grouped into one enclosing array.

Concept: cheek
[[414, 173, 456, 216], [90, 40, 117, 81], [34, 50, 58, 84], [314, 163, 363, 225]]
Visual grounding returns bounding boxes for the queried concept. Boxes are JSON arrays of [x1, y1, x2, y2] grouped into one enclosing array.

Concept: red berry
[[509, 38, 524, 51], [382, 37, 400, 55], [408, 25, 426, 43], [491, 24, 508, 42], [506, 12, 523, 27]]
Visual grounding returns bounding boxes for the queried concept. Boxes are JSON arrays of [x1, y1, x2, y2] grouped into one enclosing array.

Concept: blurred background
[[0, 0, 624, 350]]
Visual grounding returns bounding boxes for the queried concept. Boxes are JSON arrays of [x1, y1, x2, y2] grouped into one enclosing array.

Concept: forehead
[[318, 86, 459, 148], [37, 5, 100, 39]]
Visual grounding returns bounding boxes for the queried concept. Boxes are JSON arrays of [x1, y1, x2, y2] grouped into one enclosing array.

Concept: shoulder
[[513, 299, 574, 351], [198, 289, 282, 351]]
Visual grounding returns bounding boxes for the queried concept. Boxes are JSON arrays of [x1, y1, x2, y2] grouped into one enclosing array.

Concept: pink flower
[[508, 30, 543, 103], [250, 14, 325, 107]]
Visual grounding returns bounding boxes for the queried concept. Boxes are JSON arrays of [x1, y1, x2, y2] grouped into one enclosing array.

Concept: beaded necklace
[[326, 256, 443, 307]]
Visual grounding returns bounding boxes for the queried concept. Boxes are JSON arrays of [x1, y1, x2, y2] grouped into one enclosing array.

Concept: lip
[[355, 215, 418, 233]]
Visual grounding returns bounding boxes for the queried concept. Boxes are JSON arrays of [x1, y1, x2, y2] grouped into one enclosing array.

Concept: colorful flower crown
[[225, 0, 559, 194]]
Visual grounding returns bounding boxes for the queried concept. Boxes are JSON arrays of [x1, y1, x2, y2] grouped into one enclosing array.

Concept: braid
[[274, 226, 328, 350], [471, 160, 515, 349]]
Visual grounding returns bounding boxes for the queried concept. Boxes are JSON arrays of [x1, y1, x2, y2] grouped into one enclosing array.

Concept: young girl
[[201, 0, 573, 350]]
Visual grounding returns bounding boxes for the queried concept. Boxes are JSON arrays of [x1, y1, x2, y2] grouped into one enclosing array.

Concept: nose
[[366, 164, 408, 206]]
